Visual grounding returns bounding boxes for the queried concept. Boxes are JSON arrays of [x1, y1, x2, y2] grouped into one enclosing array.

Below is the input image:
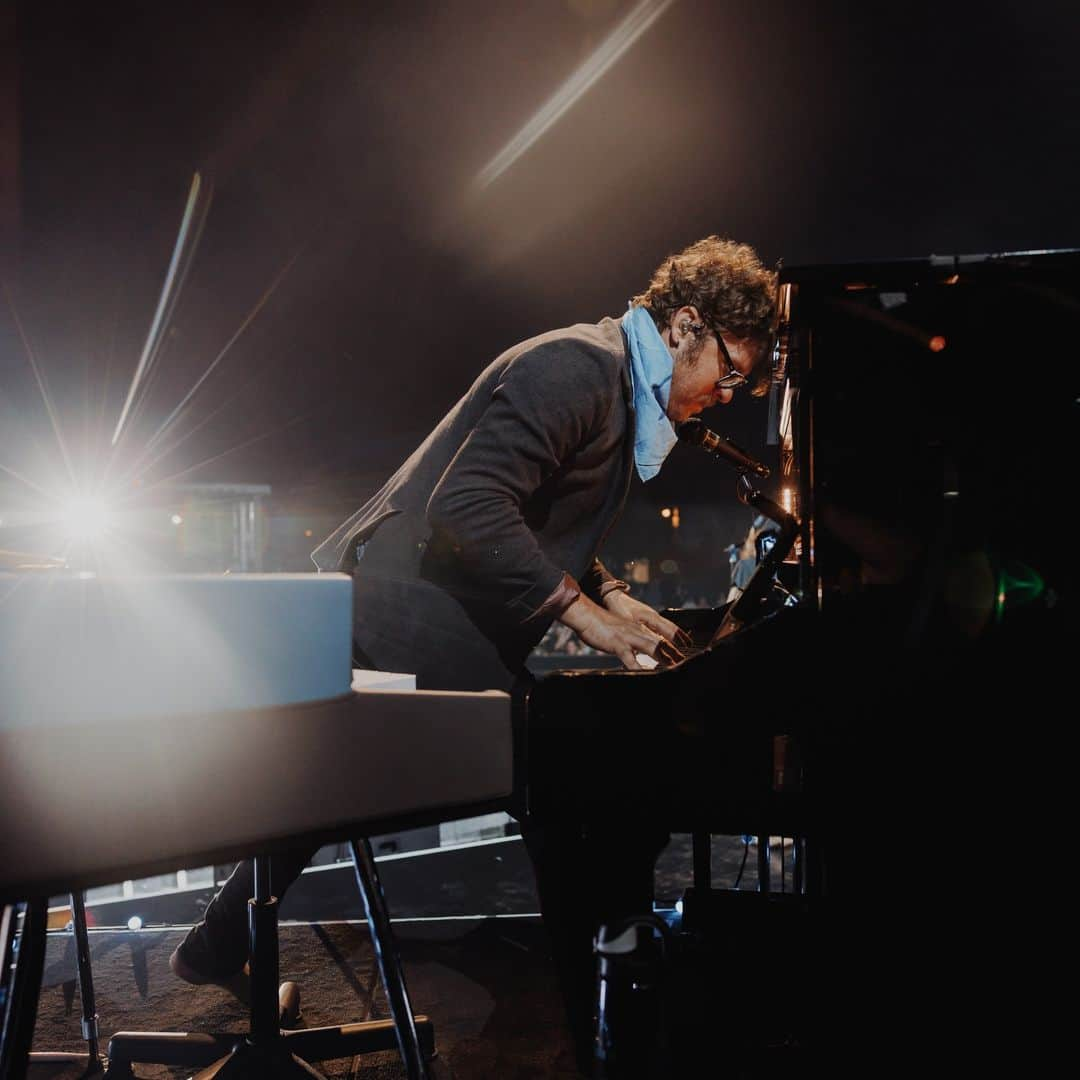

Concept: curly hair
[[631, 235, 778, 346]]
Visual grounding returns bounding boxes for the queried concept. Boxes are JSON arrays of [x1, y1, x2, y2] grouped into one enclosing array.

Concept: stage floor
[[30, 917, 578, 1079], [28, 834, 791, 1078]]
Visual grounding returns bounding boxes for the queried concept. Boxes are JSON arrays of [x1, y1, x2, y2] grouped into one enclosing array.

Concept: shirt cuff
[[598, 578, 631, 600], [526, 571, 582, 622]]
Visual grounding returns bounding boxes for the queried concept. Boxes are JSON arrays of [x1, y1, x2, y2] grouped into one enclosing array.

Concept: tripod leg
[[69, 891, 101, 1065], [348, 839, 429, 1080]]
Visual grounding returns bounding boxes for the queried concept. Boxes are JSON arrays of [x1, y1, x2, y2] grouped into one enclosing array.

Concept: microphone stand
[[713, 472, 800, 642]]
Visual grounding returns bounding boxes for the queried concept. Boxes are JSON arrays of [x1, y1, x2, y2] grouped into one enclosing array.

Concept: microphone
[[676, 418, 770, 478]]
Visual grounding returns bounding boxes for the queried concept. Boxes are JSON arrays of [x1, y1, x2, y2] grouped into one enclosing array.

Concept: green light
[[993, 562, 1045, 623]]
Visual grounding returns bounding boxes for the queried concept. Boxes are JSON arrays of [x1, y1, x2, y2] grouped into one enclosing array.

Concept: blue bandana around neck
[[621, 304, 678, 482]]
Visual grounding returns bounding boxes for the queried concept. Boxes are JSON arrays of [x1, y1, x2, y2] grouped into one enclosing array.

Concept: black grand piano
[[516, 248, 1078, 1072], [522, 245, 1078, 803]]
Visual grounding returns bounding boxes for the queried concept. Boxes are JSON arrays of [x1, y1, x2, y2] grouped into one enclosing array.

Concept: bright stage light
[[171, 513, 183, 526], [61, 495, 112, 542], [127, 915, 143, 931]]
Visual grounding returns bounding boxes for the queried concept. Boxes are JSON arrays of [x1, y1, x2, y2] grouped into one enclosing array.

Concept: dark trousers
[[192, 845, 319, 978], [522, 820, 670, 1076]]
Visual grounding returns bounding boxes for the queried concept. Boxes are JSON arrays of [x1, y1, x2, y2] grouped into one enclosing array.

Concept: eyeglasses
[[712, 329, 748, 390]]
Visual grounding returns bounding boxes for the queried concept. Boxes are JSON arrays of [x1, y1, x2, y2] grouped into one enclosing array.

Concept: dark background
[[2, 0, 1078, 568]]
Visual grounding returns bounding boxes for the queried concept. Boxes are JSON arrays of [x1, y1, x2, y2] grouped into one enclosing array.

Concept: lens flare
[[60, 495, 112, 542]]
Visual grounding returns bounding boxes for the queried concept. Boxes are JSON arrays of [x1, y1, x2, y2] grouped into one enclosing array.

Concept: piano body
[[516, 250, 1079, 1068], [519, 247, 1079, 831]]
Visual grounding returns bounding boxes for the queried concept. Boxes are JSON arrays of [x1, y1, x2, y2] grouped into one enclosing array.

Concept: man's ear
[[668, 305, 702, 346]]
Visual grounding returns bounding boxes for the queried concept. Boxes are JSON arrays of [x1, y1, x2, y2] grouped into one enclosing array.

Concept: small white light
[[171, 514, 183, 526], [127, 915, 143, 931], [674, 898, 683, 915]]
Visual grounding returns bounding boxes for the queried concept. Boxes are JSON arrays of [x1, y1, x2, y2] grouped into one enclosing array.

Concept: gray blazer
[[311, 317, 636, 685]]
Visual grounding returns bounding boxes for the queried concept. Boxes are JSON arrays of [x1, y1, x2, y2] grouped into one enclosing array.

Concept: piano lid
[[772, 246, 1080, 641], [777, 247, 1080, 289]]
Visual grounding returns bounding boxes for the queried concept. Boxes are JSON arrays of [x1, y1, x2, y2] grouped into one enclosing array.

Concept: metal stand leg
[[70, 891, 102, 1067], [9, 894, 106, 1077], [0, 905, 21, 1076], [349, 838, 429, 1080], [0, 899, 48, 1080], [757, 834, 771, 893]]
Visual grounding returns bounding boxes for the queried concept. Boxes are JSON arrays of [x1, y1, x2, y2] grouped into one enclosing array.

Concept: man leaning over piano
[[170, 235, 778, 1070]]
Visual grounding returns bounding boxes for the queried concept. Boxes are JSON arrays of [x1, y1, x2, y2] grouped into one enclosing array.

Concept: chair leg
[[248, 857, 282, 1046], [109, 842, 436, 1078], [349, 838, 430, 1080], [111, 854, 331, 1080]]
